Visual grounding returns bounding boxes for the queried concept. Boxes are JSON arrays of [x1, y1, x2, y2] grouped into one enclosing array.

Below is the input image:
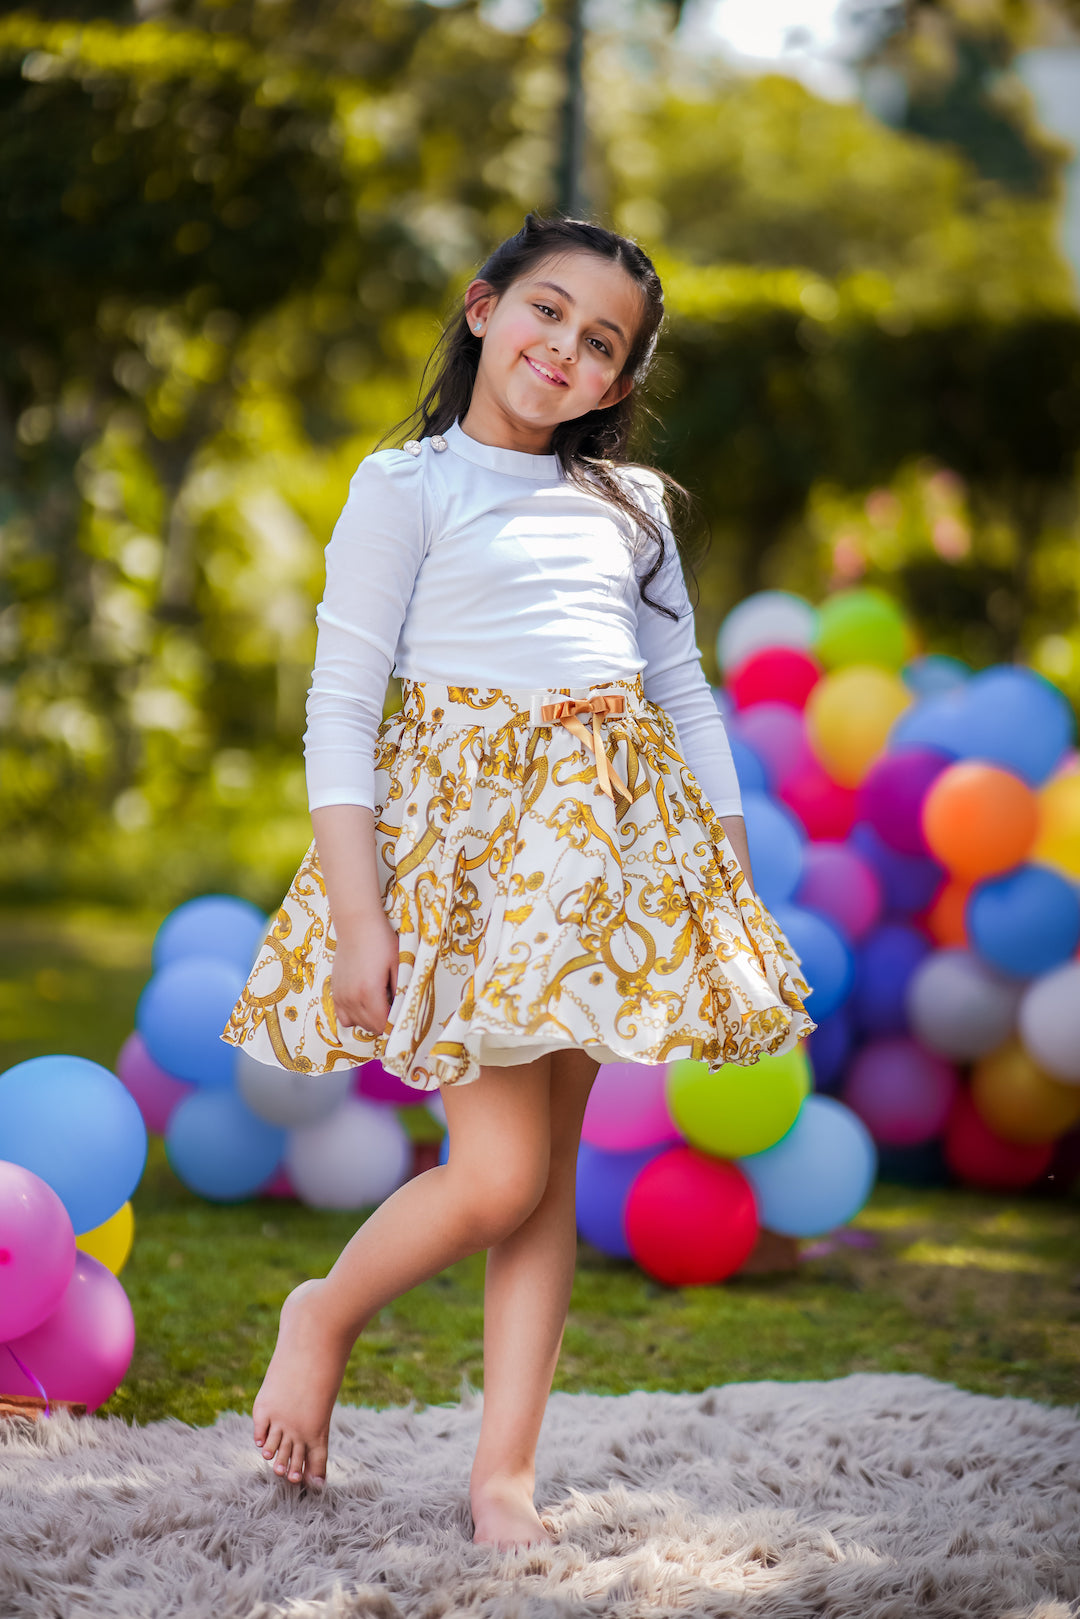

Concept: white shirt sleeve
[[627, 470, 744, 818], [303, 448, 426, 813]]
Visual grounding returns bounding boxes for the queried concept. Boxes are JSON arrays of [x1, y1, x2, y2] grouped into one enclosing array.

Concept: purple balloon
[[852, 921, 933, 1036], [795, 841, 883, 942], [728, 703, 812, 793], [0, 1161, 77, 1341], [576, 1140, 669, 1259], [807, 1005, 855, 1093], [354, 1058, 425, 1107], [857, 747, 953, 856], [849, 823, 945, 916], [115, 1030, 195, 1136], [842, 1037, 960, 1147], [1, 1250, 136, 1413]]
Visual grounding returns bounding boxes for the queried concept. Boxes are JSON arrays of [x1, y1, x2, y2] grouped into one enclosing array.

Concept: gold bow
[[539, 694, 632, 803]]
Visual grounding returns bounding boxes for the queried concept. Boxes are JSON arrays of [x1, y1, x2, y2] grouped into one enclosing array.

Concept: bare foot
[[252, 1277, 353, 1490], [470, 1474, 555, 1548]]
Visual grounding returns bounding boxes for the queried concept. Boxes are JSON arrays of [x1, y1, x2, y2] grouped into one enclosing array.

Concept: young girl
[[220, 212, 813, 1545]]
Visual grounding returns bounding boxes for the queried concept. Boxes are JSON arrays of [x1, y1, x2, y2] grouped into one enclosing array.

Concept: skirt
[[219, 674, 815, 1091]]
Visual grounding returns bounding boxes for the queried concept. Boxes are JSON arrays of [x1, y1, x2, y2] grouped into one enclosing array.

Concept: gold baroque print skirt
[[220, 675, 815, 1091]]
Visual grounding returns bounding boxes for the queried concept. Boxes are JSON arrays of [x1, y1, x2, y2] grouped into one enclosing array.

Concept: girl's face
[[464, 251, 642, 438]]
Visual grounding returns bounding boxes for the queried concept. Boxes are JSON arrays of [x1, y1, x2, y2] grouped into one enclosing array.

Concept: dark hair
[[378, 211, 700, 620]]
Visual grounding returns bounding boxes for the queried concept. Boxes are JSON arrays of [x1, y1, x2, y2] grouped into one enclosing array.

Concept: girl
[[220, 212, 813, 1545]]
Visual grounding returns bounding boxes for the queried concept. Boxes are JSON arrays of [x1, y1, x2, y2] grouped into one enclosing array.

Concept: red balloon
[[943, 1087, 1054, 1191], [730, 647, 822, 712], [624, 1146, 759, 1285], [778, 757, 858, 840]]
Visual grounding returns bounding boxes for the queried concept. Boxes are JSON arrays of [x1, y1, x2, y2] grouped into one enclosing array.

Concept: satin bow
[[539, 694, 632, 804]]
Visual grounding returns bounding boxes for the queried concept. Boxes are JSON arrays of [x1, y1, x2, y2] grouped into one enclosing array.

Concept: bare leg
[[469, 1047, 600, 1548], [252, 1054, 553, 1490]]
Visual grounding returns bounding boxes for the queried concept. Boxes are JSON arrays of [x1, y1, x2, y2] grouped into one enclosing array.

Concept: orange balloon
[[972, 1041, 1080, 1145], [923, 878, 970, 947], [921, 761, 1038, 880]]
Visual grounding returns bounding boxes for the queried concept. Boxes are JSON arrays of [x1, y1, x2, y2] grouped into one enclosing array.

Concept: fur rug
[[1, 1372, 1077, 1619]]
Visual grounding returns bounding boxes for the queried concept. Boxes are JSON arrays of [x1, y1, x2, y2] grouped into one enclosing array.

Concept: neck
[[458, 392, 556, 456]]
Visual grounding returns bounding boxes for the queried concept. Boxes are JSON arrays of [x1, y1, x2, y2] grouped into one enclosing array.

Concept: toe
[[253, 1408, 269, 1447], [287, 1441, 305, 1484], [306, 1441, 328, 1491], [273, 1436, 293, 1477], [262, 1422, 283, 1462]]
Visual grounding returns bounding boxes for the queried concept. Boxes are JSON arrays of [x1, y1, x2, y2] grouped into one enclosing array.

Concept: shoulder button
[[402, 439, 422, 457], [430, 434, 448, 452]]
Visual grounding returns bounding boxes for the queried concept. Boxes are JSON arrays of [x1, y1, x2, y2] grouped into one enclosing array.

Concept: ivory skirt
[[219, 675, 815, 1091]]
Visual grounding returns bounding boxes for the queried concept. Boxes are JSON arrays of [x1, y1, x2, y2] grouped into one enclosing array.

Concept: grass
[[2, 903, 1078, 1429]]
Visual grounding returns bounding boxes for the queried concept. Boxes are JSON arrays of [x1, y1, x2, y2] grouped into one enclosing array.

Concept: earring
[[474, 325, 482, 333]]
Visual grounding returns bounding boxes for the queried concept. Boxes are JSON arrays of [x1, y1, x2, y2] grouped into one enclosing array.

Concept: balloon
[[426, 1090, 448, 1129], [666, 1048, 811, 1159], [0, 1251, 135, 1414], [805, 666, 912, 787], [75, 1200, 135, 1276], [736, 1094, 877, 1237], [794, 841, 882, 942], [842, 1037, 960, 1147], [729, 647, 822, 711], [354, 1059, 428, 1107], [257, 1163, 298, 1200], [777, 757, 858, 840], [729, 704, 812, 793], [717, 590, 818, 674], [906, 948, 1023, 1060], [955, 667, 1074, 786], [849, 823, 945, 915], [237, 1050, 355, 1127], [902, 654, 970, 697], [0, 1054, 147, 1236], [971, 1042, 1080, 1146], [943, 1088, 1054, 1191], [813, 588, 913, 672], [153, 894, 270, 974], [1018, 962, 1080, 1083], [921, 762, 1038, 880], [1034, 769, 1080, 878], [165, 1089, 286, 1201], [575, 1140, 669, 1259], [581, 1062, 682, 1153], [966, 864, 1080, 979], [890, 686, 969, 757], [770, 903, 854, 1020], [922, 878, 970, 947], [851, 922, 932, 1036], [137, 958, 248, 1089], [857, 747, 953, 856], [728, 736, 768, 796], [287, 1096, 411, 1209], [0, 1161, 76, 1340], [741, 791, 805, 908], [115, 1031, 195, 1136], [807, 1004, 855, 1092], [624, 1147, 759, 1286]]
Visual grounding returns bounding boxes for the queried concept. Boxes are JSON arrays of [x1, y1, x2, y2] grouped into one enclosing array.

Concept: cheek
[[497, 312, 542, 355]]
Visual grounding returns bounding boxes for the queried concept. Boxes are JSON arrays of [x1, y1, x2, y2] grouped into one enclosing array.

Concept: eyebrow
[[531, 280, 628, 345]]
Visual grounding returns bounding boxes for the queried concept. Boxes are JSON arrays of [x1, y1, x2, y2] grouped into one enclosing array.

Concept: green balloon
[[814, 587, 911, 671], [666, 1047, 811, 1159]]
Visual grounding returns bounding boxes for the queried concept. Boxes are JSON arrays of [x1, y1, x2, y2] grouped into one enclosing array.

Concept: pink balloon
[[1, 1251, 135, 1413], [795, 842, 883, 942], [581, 1062, 683, 1152], [116, 1030, 195, 1135], [257, 1163, 298, 1199], [353, 1058, 425, 1107], [729, 703, 813, 793], [0, 1161, 76, 1341], [842, 1037, 959, 1147], [857, 747, 952, 856], [778, 758, 858, 840]]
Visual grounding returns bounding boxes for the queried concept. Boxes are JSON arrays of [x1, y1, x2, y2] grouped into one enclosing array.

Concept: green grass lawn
[[2, 903, 1078, 1428]]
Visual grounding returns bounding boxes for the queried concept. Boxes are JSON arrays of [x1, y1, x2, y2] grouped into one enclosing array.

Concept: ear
[[597, 373, 634, 410], [465, 278, 497, 328]]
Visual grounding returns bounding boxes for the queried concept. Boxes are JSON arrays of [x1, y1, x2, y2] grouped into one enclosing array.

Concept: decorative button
[[402, 439, 422, 456], [430, 433, 448, 452]]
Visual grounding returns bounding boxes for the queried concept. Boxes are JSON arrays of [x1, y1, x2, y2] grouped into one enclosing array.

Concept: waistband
[[399, 673, 645, 727]]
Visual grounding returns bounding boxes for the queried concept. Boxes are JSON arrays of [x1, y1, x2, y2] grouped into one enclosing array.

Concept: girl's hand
[[331, 911, 399, 1036]]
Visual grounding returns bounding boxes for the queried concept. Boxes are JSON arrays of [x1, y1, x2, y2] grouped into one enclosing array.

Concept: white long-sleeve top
[[302, 416, 743, 818]]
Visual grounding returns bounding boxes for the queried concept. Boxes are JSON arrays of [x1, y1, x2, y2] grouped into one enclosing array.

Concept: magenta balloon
[[842, 1037, 959, 1147], [857, 747, 953, 856], [795, 842, 883, 941], [115, 1030, 195, 1136], [354, 1058, 424, 1106], [730, 703, 813, 793], [581, 1062, 683, 1152], [0, 1160, 77, 1341], [1, 1251, 135, 1413]]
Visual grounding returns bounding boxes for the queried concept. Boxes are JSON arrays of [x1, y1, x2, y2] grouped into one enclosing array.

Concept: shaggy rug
[[1, 1372, 1078, 1619]]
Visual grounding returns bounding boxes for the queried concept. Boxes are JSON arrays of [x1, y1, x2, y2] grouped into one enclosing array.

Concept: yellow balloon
[[1033, 769, 1080, 879], [76, 1200, 135, 1275], [971, 1042, 1080, 1145], [805, 664, 912, 788]]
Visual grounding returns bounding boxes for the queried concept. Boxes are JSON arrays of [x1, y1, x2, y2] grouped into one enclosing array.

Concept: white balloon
[[287, 1096, 412, 1208], [236, 1049, 353, 1127], [716, 590, 819, 674], [906, 949, 1023, 1060], [1018, 962, 1080, 1085], [426, 1090, 448, 1127]]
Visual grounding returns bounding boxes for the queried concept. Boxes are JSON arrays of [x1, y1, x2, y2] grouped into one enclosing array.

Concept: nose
[[548, 332, 575, 362]]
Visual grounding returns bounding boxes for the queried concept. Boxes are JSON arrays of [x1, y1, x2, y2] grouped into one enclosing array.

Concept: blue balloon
[[807, 1004, 855, 1092], [852, 921, 932, 1036], [153, 894, 270, 974], [741, 791, 805, 908], [736, 1094, 877, 1237], [729, 736, 768, 796], [849, 823, 944, 915], [957, 667, 1075, 786], [575, 1140, 669, 1259], [137, 958, 247, 1088], [902, 654, 970, 697], [165, 1089, 286, 1201], [0, 1054, 147, 1235], [710, 685, 735, 722], [771, 903, 854, 1021], [890, 686, 970, 757], [967, 865, 1080, 979], [438, 1130, 450, 1166]]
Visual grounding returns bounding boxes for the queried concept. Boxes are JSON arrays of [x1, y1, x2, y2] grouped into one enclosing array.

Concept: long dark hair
[[377, 212, 701, 620]]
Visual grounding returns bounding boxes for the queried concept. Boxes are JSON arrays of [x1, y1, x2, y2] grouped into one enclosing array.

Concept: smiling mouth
[[524, 355, 568, 387]]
